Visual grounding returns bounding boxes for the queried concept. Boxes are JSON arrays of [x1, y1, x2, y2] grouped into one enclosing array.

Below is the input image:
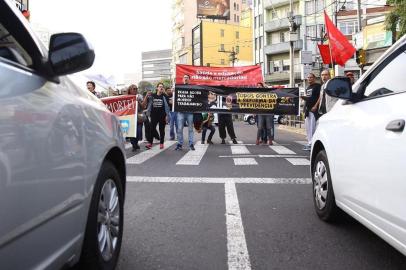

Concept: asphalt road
[[117, 121, 406, 270]]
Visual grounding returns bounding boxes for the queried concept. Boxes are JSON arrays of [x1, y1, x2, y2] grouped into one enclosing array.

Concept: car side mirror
[[324, 77, 353, 100], [49, 33, 95, 76]]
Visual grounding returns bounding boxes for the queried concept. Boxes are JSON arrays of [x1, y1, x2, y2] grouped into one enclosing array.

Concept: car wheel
[[278, 116, 287, 125], [79, 161, 124, 270], [248, 117, 256, 125], [312, 150, 340, 222]]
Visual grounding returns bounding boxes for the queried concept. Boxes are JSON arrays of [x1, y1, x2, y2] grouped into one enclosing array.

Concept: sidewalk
[[277, 124, 306, 136]]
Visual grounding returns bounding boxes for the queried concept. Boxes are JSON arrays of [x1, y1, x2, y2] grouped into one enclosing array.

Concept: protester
[[201, 112, 215, 144], [166, 87, 178, 140], [218, 113, 238, 144], [86, 81, 99, 97], [146, 82, 170, 149], [345, 71, 355, 85], [176, 74, 195, 151], [317, 69, 334, 115], [127, 84, 144, 151], [301, 73, 321, 151]]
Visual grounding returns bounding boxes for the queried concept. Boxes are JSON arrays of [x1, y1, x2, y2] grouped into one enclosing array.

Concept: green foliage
[[160, 78, 173, 89], [385, 0, 406, 40], [137, 81, 154, 95]]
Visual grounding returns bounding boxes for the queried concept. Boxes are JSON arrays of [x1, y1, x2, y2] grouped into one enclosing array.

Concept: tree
[[137, 80, 153, 95], [161, 78, 173, 89], [385, 0, 406, 41]]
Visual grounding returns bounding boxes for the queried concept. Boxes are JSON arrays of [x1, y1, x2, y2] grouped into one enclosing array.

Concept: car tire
[[312, 150, 340, 222], [278, 116, 286, 125], [248, 117, 256, 125], [79, 161, 124, 270]]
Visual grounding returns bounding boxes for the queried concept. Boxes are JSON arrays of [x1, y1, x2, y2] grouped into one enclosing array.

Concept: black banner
[[174, 84, 299, 115]]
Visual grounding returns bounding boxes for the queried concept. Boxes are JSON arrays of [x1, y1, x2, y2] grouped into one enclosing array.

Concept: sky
[[30, 0, 172, 83]]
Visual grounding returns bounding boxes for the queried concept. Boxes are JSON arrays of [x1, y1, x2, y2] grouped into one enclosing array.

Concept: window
[[271, 11, 277, 19], [259, 14, 263, 26], [364, 47, 406, 98], [338, 21, 359, 35], [237, 16, 240, 23], [236, 46, 240, 54], [316, 0, 325, 11], [258, 0, 261, 4], [234, 2, 237, 10], [305, 1, 315, 15], [220, 29, 225, 37], [221, 59, 225, 65], [237, 4, 239, 11], [254, 16, 257, 28], [280, 32, 285, 43], [259, 36, 262, 49], [236, 31, 240, 39], [0, 22, 32, 67], [220, 44, 225, 51], [255, 38, 258, 50], [234, 14, 237, 22]]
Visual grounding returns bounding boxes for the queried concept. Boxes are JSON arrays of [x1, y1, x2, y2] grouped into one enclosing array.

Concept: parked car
[[311, 34, 406, 256], [244, 114, 286, 125], [0, 1, 126, 269]]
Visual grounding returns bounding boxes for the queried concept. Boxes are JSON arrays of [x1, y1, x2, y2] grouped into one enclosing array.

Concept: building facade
[[172, 0, 251, 73], [141, 49, 172, 82]]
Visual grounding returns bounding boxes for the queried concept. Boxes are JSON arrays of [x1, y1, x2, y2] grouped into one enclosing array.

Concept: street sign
[[301, 64, 312, 80], [300, 51, 312, 64], [353, 32, 364, 50]]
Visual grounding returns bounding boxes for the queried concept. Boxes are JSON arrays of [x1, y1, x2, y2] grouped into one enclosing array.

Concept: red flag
[[317, 44, 331, 64], [324, 11, 356, 66]]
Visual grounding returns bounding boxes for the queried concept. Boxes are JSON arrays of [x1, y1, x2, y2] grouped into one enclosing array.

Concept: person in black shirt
[[301, 73, 321, 151], [146, 82, 170, 149]]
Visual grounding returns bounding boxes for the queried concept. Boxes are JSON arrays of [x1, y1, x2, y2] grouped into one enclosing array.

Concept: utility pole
[[218, 47, 238, 67], [288, 0, 297, 87]]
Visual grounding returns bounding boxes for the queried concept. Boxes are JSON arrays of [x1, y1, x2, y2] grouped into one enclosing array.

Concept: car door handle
[[386, 119, 405, 132]]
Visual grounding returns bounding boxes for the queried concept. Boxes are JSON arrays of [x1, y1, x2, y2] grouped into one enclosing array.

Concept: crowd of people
[[86, 69, 355, 152]]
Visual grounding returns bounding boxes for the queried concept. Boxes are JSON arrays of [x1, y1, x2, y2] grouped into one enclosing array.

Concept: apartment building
[[141, 49, 172, 82]]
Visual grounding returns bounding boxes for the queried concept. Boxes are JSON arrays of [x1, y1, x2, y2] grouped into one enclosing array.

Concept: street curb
[[277, 125, 306, 136]]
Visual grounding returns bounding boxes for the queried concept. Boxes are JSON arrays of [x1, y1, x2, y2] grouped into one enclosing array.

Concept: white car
[[311, 35, 406, 255], [244, 114, 287, 125], [0, 1, 126, 269]]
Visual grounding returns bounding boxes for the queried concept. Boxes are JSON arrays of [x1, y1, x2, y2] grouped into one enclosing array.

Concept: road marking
[[285, 158, 310, 165], [219, 155, 307, 158], [176, 142, 208, 165], [126, 141, 176, 164], [231, 145, 250, 155], [269, 145, 296, 155], [294, 141, 308, 146], [225, 182, 252, 270], [126, 176, 312, 184], [233, 158, 258, 165]]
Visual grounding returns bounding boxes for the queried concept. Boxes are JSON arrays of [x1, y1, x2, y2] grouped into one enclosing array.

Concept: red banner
[[324, 11, 356, 66], [175, 64, 263, 86], [101, 95, 136, 116]]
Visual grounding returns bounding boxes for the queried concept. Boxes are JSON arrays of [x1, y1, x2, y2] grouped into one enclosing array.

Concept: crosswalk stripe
[[233, 158, 258, 165], [285, 158, 310, 165], [126, 141, 176, 164], [231, 145, 250, 155], [269, 145, 296, 155], [126, 176, 312, 184], [176, 142, 208, 165], [294, 141, 308, 146]]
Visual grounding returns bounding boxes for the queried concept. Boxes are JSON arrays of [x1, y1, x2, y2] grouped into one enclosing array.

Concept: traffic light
[[356, 49, 366, 65]]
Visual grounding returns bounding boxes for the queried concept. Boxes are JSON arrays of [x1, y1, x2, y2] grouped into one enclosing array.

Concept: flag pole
[[325, 11, 335, 77]]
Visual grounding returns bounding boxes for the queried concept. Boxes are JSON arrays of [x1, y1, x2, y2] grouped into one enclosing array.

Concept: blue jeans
[[177, 112, 194, 146], [169, 111, 178, 139], [257, 115, 274, 140], [129, 122, 143, 147]]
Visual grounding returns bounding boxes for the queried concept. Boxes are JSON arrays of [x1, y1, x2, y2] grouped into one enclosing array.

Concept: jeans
[[149, 115, 166, 144], [129, 122, 143, 147], [257, 115, 274, 141], [202, 125, 215, 142], [169, 111, 178, 139], [177, 112, 194, 146]]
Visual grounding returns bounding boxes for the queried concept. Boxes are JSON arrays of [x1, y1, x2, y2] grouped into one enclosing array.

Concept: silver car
[[0, 1, 126, 269]]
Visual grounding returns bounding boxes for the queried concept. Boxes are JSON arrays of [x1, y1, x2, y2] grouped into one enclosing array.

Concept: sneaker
[[268, 140, 273, 145], [190, 144, 195, 151], [207, 140, 213, 144], [232, 138, 238, 144], [221, 139, 226, 144], [132, 145, 140, 152], [175, 144, 182, 151], [160, 144, 164, 149], [170, 137, 175, 141], [145, 143, 152, 149], [256, 140, 260, 145], [201, 141, 205, 144]]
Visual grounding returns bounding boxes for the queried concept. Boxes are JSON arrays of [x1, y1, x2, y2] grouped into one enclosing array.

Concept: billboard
[[197, 0, 230, 20]]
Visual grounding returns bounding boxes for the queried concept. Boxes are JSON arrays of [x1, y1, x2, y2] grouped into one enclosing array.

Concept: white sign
[[301, 64, 313, 80], [300, 51, 313, 64], [352, 32, 364, 50]]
